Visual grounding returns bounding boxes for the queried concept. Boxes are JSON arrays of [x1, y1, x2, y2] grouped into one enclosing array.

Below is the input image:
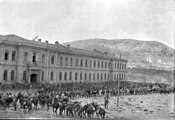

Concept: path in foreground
[[0, 93, 174, 120]]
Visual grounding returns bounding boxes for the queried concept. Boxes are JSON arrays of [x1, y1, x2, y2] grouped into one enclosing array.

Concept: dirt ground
[[0, 93, 174, 120]]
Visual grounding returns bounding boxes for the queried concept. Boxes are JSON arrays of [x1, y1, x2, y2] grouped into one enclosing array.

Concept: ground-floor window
[[50, 72, 54, 80], [41, 71, 44, 81], [4, 70, 8, 80], [23, 71, 27, 81], [11, 70, 15, 80]]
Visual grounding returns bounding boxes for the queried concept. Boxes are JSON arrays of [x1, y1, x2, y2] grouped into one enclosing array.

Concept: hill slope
[[63, 38, 175, 70]]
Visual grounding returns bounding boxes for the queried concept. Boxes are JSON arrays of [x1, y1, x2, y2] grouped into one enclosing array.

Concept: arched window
[[12, 51, 16, 61], [80, 59, 83, 67], [4, 50, 9, 61], [11, 70, 15, 80], [85, 73, 87, 81], [50, 72, 54, 80], [69, 72, 72, 80], [89, 73, 91, 81], [32, 52, 37, 63], [41, 71, 44, 81], [65, 57, 68, 66], [70, 58, 73, 66], [64, 72, 67, 80], [80, 73, 82, 80], [60, 57, 63, 66], [24, 52, 28, 62], [4, 70, 8, 80], [59, 72, 62, 80], [42, 54, 45, 63], [75, 73, 78, 80], [93, 73, 95, 80], [76, 59, 78, 67], [23, 71, 26, 81], [51, 55, 54, 64]]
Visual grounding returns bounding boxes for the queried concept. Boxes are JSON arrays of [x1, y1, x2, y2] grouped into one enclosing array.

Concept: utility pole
[[117, 54, 121, 107]]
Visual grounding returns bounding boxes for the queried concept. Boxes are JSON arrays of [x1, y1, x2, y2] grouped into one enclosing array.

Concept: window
[[24, 52, 28, 62], [80, 59, 83, 67], [76, 59, 78, 67], [108, 62, 110, 68], [85, 60, 88, 67], [80, 73, 82, 80], [93, 73, 95, 80], [4, 70, 8, 80], [69, 72, 72, 80], [65, 57, 68, 66], [94, 60, 96, 68], [97, 73, 99, 80], [89, 73, 91, 81], [59, 72, 62, 80], [42, 54, 45, 63], [4, 50, 9, 61], [104, 73, 106, 80], [70, 58, 73, 66], [11, 70, 15, 80], [41, 71, 44, 81], [23, 71, 27, 81], [51, 55, 54, 64], [32, 53, 37, 62], [64, 72, 67, 80], [105, 62, 107, 68], [12, 51, 16, 61], [75, 73, 78, 80], [117, 63, 119, 69], [114, 74, 116, 80], [60, 57, 63, 66], [85, 73, 87, 81], [50, 72, 54, 80], [108, 74, 110, 80], [98, 61, 100, 68], [101, 73, 103, 80], [89, 60, 92, 67], [101, 62, 103, 68]]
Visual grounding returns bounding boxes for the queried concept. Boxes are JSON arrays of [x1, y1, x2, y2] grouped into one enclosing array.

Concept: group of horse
[[0, 91, 106, 119]]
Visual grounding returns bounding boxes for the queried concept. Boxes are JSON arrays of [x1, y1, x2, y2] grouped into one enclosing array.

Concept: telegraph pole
[[117, 54, 121, 106]]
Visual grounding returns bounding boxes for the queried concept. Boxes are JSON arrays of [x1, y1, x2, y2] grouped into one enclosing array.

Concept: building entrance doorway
[[30, 74, 37, 83]]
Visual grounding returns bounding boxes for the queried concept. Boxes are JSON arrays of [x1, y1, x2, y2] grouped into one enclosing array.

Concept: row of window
[[23, 52, 126, 70], [4, 50, 16, 61], [3, 70, 15, 80]]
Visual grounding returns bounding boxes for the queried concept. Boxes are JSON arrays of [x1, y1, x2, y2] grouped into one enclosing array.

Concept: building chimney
[[67, 44, 70, 48], [45, 40, 48, 43], [55, 41, 59, 45], [38, 39, 41, 42]]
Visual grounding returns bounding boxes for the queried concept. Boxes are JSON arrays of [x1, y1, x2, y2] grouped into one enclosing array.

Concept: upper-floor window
[[85, 60, 88, 67], [60, 57, 63, 66], [93, 73, 95, 80], [4, 50, 9, 61], [51, 55, 54, 64], [101, 73, 103, 80], [80, 72, 82, 80], [32, 52, 37, 63], [65, 57, 68, 66], [94, 60, 96, 68], [89, 60, 92, 68], [42, 54, 45, 63], [64, 72, 67, 80], [97, 73, 99, 80], [89, 73, 91, 80], [12, 51, 16, 61], [101, 62, 103, 68], [70, 58, 73, 66], [98, 61, 100, 68], [24, 52, 28, 62], [80, 59, 83, 67], [76, 58, 78, 67], [105, 62, 107, 68], [85, 73, 87, 81]]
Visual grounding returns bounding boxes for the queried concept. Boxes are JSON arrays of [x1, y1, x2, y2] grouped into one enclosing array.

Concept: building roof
[[0, 34, 127, 61]]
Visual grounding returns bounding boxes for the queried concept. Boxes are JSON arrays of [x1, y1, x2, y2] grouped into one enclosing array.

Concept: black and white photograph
[[0, 0, 174, 119]]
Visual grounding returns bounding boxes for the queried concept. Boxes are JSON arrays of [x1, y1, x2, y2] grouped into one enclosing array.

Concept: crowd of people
[[0, 81, 174, 119]]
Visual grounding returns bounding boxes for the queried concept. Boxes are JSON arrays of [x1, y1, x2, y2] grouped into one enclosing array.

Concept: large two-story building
[[0, 34, 127, 84]]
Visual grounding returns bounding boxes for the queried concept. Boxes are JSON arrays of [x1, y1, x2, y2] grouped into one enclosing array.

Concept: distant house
[[0, 34, 127, 84]]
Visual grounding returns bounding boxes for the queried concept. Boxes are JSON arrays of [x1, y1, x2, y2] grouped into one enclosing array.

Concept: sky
[[0, 0, 174, 48]]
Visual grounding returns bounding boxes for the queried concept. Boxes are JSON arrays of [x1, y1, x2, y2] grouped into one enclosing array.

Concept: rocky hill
[[63, 38, 175, 70]]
